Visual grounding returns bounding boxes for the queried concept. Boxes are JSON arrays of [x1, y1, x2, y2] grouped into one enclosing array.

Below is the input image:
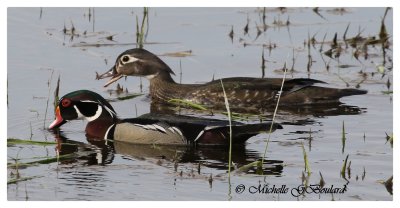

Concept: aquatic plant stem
[[301, 142, 311, 175], [136, 7, 148, 49], [220, 79, 233, 200], [43, 70, 54, 129], [260, 64, 287, 169], [220, 80, 233, 177]]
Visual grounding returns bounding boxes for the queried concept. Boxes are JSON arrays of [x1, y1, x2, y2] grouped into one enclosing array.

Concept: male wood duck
[[97, 48, 367, 108], [48, 90, 282, 145]]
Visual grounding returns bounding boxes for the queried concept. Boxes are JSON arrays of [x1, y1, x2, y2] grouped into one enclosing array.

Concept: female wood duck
[[48, 90, 282, 145], [97, 48, 367, 108]]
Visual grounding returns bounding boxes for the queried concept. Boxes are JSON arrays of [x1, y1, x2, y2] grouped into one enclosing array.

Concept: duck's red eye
[[61, 98, 72, 107]]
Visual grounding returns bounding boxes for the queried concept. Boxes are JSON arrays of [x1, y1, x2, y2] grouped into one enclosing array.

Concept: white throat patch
[[145, 72, 159, 80]]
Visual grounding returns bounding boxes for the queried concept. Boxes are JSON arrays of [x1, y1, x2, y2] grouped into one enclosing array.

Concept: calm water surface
[[7, 7, 392, 200]]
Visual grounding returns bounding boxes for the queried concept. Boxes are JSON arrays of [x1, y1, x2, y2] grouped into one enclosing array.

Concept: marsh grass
[[7, 139, 75, 185], [46, 74, 61, 135], [301, 171, 311, 190], [208, 174, 213, 188], [308, 128, 312, 151], [347, 160, 352, 179], [220, 111, 264, 121], [261, 49, 266, 78], [360, 166, 366, 181], [168, 99, 207, 111], [243, 14, 249, 35], [301, 142, 311, 175], [8, 176, 43, 185], [384, 176, 393, 195], [320, 32, 327, 53], [136, 7, 148, 49], [307, 31, 313, 72], [43, 69, 55, 129], [8, 148, 23, 182], [8, 138, 57, 146], [319, 172, 326, 188], [228, 25, 234, 43], [220, 80, 233, 175], [259, 63, 287, 172], [342, 121, 346, 154], [234, 161, 261, 173], [381, 90, 393, 95], [168, 97, 270, 121], [7, 138, 77, 175], [29, 122, 33, 140], [8, 153, 77, 169], [343, 23, 350, 48], [53, 75, 60, 115], [197, 162, 201, 174], [341, 154, 349, 179], [160, 51, 192, 58], [219, 79, 233, 200], [117, 94, 142, 101], [385, 132, 393, 147]]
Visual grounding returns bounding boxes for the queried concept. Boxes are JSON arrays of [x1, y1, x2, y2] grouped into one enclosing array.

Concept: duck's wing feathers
[[123, 113, 282, 145], [186, 78, 327, 105]]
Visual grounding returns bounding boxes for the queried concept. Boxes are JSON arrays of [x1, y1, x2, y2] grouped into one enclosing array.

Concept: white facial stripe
[[127, 55, 139, 63], [73, 105, 85, 119], [81, 100, 98, 103], [103, 104, 116, 118], [74, 104, 103, 122], [86, 105, 103, 121]]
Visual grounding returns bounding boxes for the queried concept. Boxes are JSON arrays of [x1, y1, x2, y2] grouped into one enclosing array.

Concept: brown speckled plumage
[[98, 48, 367, 108]]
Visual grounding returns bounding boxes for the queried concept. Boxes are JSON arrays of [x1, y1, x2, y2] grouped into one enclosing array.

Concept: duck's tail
[[338, 88, 368, 97], [197, 122, 283, 145]]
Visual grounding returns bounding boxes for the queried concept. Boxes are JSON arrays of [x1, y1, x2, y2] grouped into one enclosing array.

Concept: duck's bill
[[49, 106, 66, 129], [96, 67, 123, 87], [96, 67, 114, 80], [104, 74, 123, 87]]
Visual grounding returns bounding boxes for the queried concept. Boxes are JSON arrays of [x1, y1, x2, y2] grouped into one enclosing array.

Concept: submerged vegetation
[[7, 138, 79, 184]]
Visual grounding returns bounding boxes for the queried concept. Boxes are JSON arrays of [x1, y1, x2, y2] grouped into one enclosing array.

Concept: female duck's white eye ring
[[122, 55, 130, 63], [120, 55, 139, 65]]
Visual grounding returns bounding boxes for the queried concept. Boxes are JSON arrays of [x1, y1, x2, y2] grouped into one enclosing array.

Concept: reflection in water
[[274, 103, 366, 117], [114, 142, 283, 176], [150, 101, 366, 121], [53, 132, 283, 176], [55, 135, 115, 165]]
